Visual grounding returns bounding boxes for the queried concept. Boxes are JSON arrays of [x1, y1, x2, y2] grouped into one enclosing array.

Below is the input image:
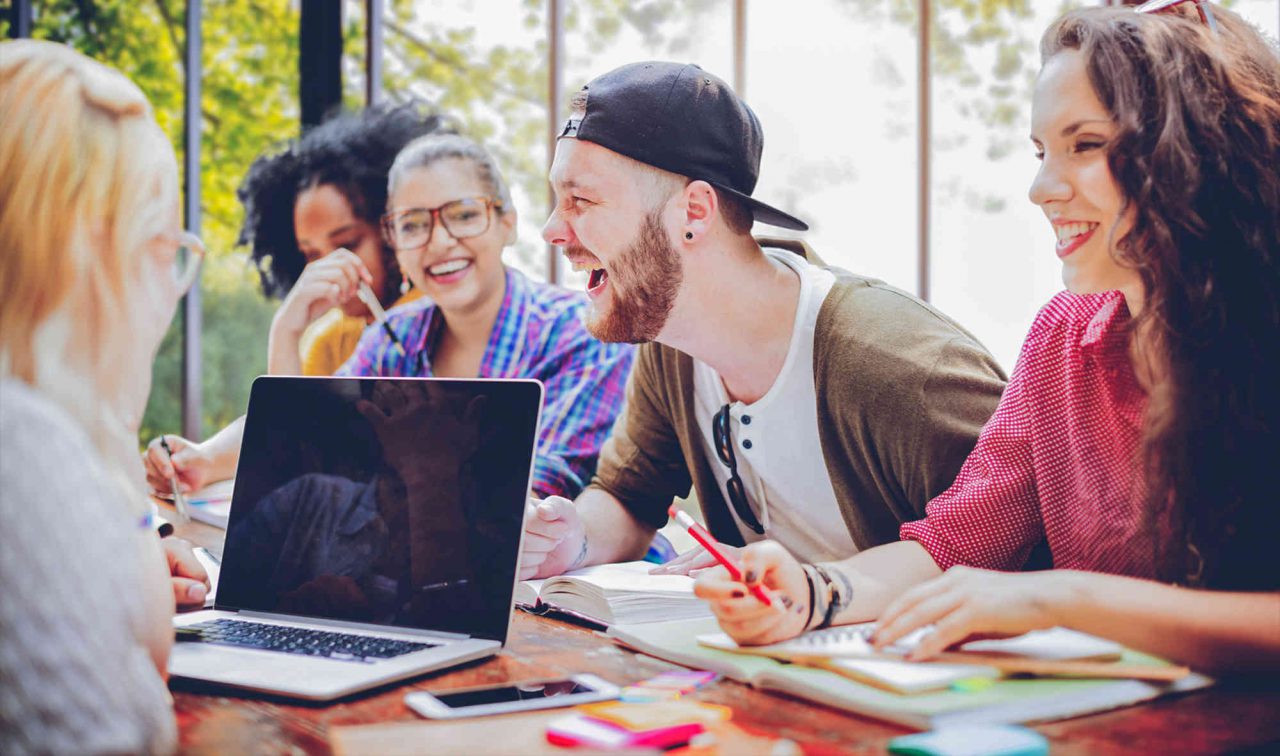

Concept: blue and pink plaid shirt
[[336, 267, 634, 500]]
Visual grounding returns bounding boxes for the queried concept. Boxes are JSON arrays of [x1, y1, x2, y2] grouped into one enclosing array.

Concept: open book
[[516, 561, 713, 627], [607, 618, 1211, 730]]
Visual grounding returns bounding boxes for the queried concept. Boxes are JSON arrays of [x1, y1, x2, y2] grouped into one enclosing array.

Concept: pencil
[[668, 505, 772, 606]]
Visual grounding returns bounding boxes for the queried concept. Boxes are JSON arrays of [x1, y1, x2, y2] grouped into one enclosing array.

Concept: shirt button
[[741, 415, 752, 425], [742, 439, 753, 450]]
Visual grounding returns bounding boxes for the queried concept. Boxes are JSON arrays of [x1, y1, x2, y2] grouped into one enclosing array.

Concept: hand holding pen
[[668, 506, 772, 606], [159, 436, 191, 523]]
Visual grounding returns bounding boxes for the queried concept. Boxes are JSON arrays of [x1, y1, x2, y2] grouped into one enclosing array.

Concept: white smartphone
[[405, 674, 620, 719]]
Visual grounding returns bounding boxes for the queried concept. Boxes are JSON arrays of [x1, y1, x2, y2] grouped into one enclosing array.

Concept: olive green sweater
[[589, 238, 1008, 552]]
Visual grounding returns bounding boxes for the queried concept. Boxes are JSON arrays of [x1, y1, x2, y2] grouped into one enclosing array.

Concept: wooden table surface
[[169, 517, 1280, 755]]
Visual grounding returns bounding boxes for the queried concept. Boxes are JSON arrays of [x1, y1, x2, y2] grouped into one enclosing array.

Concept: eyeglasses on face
[[163, 230, 206, 294], [381, 197, 502, 251], [1134, 0, 1220, 34], [713, 403, 765, 535]]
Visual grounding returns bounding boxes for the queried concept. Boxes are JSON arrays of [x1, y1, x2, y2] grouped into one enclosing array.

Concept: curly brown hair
[[1041, 5, 1280, 589]]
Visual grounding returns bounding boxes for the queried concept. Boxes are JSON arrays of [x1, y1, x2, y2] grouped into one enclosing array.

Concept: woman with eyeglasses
[[692, 1, 1280, 673], [141, 104, 443, 498], [336, 133, 636, 501], [0, 40, 199, 752]]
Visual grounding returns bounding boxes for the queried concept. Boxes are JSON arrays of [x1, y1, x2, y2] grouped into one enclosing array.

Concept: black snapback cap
[[559, 61, 808, 232]]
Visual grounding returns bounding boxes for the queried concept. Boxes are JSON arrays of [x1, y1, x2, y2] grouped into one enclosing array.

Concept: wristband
[[813, 562, 853, 630], [801, 564, 828, 632]]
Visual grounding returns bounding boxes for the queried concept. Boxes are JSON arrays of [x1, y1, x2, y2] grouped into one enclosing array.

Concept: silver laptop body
[[170, 376, 542, 701]]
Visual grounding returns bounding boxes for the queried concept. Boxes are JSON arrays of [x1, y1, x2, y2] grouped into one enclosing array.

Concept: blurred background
[[3, 0, 1276, 447]]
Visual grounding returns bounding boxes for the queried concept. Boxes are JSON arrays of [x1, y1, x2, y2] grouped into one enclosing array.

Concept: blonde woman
[[0, 40, 206, 753]]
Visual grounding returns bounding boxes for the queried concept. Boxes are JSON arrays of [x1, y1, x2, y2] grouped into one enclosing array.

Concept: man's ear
[[682, 180, 718, 243]]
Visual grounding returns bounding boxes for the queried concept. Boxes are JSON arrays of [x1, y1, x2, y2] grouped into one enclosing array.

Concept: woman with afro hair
[[143, 103, 446, 492]]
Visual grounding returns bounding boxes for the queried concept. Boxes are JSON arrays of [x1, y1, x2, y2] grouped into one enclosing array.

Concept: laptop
[[170, 376, 542, 700]]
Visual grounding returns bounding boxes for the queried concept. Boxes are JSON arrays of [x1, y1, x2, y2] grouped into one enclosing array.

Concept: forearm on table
[[199, 415, 245, 480], [1048, 571, 1280, 674], [577, 487, 657, 567], [823, 540, 945, 626]]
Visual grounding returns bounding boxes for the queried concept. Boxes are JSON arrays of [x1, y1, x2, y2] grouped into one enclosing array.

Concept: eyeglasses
[[164, 230, 206, 294], [712, 404, 764, 535], [381, 197, 502, 251], [1134, 0, 1219, 34]]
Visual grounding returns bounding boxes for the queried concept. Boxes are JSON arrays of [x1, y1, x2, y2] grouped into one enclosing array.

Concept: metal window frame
[[8, 0, 33, 37], [181, 0, 204, 440]]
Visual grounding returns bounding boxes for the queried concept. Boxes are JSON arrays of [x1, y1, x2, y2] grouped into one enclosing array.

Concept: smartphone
[[405, 674, 620, 719]]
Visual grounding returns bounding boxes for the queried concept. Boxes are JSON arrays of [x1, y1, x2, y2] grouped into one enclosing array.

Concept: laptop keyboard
[[177, 618, 437, 663]]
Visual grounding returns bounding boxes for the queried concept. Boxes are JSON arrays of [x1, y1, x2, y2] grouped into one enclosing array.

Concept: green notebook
[[606, 618, 1212, 730]]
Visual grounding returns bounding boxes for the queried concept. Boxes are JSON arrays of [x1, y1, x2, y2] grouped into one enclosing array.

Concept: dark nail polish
[[744, 571, 757, 584], [780, 596, 794, 609], [731, 590, 745, 599]]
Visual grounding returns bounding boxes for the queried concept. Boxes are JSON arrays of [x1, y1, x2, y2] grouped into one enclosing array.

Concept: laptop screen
[[217, 377, 542, 643]]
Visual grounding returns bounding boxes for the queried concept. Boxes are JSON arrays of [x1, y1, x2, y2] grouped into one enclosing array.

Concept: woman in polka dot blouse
[[690, 2, 1280, 675]]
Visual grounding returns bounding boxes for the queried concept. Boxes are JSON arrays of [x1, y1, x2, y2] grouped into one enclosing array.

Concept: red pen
[[668, 505, 772, 607]]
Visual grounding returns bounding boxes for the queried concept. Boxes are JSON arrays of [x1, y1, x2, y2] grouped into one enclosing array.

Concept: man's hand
[[693, 540, 810, 646], [871, 566, 1065, 660], [649, 543, 743, 577], [519, 497, 588, 580], [162, 537, 210, 611], [143, 434, 213, 496]]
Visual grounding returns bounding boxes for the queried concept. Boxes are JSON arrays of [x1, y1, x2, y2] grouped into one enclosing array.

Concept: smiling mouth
[[427, 258, 472, 278], [1055, 221, 1099, 258]]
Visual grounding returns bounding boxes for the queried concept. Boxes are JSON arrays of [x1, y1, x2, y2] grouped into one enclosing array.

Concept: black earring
[[685, 232, 693, 240]]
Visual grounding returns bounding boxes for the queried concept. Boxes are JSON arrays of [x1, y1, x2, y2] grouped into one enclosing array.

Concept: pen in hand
[[668, 505, 772, 607], [159, 435, 191, 523], [356, 281, 406, 356]]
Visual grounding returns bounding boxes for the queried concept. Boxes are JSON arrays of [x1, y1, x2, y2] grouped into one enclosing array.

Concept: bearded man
[[520, 61, 1008, 583]]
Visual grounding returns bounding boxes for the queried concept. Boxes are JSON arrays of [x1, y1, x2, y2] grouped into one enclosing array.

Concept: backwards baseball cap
[[559, 61, 808, 232]]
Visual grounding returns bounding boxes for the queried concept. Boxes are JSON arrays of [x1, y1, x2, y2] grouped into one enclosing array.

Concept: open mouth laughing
[[568, 257, 610, 297]]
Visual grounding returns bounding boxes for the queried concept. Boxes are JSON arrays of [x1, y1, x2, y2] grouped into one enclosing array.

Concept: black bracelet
[[802, 564, 819, 631], [813, 564, 840, 630]]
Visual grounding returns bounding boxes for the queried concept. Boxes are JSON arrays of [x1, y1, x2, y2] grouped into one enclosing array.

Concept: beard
[[582, 208, 684, 344]]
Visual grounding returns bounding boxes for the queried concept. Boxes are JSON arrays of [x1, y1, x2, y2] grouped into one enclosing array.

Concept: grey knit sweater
[[0, 379, 176, 755]]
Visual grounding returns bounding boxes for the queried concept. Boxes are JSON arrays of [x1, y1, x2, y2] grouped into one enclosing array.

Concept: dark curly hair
[[236, 103, 449, 302], [1042, 5, 1280, 590]]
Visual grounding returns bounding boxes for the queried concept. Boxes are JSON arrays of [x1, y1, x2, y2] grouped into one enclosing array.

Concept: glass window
[[380, 0, 550, 280], [747, 0, 919, 293], [929, 2, 1082, 371]]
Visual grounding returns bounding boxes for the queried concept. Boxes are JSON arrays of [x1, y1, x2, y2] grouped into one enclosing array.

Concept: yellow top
[[298, 289, 423, 376]]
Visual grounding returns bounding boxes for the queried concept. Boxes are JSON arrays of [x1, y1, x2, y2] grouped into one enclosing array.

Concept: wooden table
[[169, 518, 1280, 755]]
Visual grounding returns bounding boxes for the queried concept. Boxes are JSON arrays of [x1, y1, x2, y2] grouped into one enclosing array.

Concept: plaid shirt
[[337, 267, 634, 499]]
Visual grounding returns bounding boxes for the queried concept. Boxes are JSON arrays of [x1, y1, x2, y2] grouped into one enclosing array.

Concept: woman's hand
[[161, 537, 210, 611], [143, 434, 213, 495], [268, 249, 373, 375], [272, 248, 373, 336], [871, 566, 1070, 660], [692, 540, 812, 646]]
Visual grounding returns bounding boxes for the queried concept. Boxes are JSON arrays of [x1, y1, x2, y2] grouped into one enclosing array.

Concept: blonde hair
[[0, 40, 178, 505]]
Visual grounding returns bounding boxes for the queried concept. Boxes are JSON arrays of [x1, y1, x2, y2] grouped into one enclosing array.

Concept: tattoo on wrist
[[568, 531, 589, 571]]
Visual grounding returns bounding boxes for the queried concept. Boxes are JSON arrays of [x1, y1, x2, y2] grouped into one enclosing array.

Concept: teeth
[[569, 260, 604, 273], [1055, 222, 1098, 242], [429, 259, 470, 276]]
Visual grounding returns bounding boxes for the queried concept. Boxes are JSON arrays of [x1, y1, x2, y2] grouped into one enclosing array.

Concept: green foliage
[[8, 0, 1075, 445]]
